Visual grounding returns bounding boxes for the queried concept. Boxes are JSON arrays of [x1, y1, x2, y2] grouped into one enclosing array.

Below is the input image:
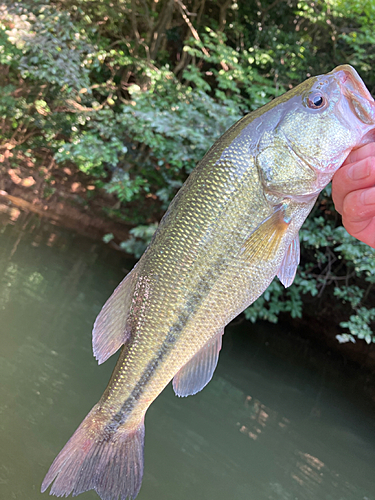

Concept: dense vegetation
[[1, 0, 375, 343]]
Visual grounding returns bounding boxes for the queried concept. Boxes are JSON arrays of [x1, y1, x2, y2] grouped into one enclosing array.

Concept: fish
[[41, 65, 375, 500]]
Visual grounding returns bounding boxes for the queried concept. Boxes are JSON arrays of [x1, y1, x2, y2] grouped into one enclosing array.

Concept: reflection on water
[[1, 206, 375, 500]]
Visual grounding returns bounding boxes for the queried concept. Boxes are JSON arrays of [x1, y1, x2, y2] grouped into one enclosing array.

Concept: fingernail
[[348, 162, 371, 180], [361, 186, 375, 205]]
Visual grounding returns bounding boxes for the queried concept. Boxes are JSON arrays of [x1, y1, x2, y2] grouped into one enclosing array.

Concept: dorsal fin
[[92, 266, 139, 364], [241, 204, 290, 263], [173, 328, 224, 397], [277, 234, 300, 288]]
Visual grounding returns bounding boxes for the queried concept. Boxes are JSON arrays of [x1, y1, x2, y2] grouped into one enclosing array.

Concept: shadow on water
[[0, 205, 375, 500]]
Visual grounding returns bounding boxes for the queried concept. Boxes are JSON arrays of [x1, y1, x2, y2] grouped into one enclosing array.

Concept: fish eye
[[306, 91, 327, 110]]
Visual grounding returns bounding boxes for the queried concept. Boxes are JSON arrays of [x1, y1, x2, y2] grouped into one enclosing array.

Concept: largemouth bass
[[42, 65, 375, 500]]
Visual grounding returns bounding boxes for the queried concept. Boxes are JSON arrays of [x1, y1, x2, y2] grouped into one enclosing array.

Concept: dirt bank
[[0, 149, 131, 243]]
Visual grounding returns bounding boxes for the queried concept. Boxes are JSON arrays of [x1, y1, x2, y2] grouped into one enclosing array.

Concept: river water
[[1, 205, 375, 500]]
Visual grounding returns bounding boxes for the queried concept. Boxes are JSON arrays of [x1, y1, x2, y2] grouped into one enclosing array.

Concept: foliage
[[18, 5, 94, 91], [1, 0, 375, 343], [119, 223, 159, 258], [183, 28, 285, 111]]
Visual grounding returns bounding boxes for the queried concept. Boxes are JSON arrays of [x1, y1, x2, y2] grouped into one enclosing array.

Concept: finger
[[342, 186, 375, 222], [332, 155, 375, 214], [348, 218, 375, 248], [344, 142, 375, 166], [342, 214, 375, 249], [341, 187, 375, 248]]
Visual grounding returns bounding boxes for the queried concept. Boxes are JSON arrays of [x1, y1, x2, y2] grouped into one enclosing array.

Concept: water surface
[[1, 206, 375, 500]]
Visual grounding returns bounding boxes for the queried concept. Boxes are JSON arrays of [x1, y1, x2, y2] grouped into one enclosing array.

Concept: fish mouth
[[330, 65, 375, 125]]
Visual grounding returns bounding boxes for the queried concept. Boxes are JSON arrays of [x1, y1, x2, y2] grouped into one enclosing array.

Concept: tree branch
[[175, 0, 210, 56]]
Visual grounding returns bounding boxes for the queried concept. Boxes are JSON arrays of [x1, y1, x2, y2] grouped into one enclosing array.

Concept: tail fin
[[41, 406, 145, 500]]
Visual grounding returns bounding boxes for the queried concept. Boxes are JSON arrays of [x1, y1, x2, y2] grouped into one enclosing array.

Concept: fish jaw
[[331, 65, 375, 124], [330, 65, 375, 150]]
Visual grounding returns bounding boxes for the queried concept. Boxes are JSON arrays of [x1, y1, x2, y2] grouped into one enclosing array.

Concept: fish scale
[[42, 65, 375, 500]]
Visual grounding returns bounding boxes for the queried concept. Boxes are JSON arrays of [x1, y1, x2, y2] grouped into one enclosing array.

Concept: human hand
[[332, 143, 375, 248]]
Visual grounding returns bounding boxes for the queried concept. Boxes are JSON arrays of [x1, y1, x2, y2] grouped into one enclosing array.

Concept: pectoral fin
[[277, 234, 300, 288], [92, 266, 138, 364], [173, 328, 224, 397], [242, 204, 290, 263]]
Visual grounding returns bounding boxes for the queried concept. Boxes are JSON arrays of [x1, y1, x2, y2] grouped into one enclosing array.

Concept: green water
[[1, 206, 375, 500]]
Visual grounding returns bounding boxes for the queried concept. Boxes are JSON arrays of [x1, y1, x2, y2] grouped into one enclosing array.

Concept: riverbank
[[0, 149, 131, 243]]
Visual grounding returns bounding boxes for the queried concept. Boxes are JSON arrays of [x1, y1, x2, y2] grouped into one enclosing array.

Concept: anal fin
[[173, 328, 224, 397], [277, 234, 300, 288], [93, 266, 138, 364]]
